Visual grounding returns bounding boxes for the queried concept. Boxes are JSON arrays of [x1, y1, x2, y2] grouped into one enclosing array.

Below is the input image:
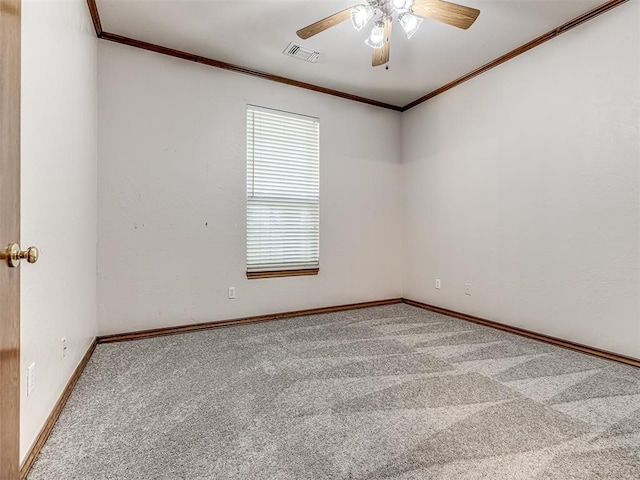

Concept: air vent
[[282, 42, 322, 63]]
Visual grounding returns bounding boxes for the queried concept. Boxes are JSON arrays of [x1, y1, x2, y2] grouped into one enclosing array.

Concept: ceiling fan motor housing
[[296, 0, 480, 66]]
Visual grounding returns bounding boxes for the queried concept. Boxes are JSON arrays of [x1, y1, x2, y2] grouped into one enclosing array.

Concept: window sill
[[246, 268, 319, 280]]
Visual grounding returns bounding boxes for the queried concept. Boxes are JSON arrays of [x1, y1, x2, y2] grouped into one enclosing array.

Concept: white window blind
[[246, 106, 319, 273]]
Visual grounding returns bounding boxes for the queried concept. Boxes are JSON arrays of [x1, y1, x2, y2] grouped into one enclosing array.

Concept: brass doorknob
[[1, 243, 39, 267]]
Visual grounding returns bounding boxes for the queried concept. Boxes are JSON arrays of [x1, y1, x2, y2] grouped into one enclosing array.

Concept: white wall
[[97, 42, 403, 335], [402, 3, 640, 358], [20, 0, 97, 461]]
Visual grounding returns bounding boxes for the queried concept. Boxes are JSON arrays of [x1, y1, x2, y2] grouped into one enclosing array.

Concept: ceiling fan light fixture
[[392, 0, 414, 12], [365, 21, 386, 49], [295, 0, 481, 66], [351, 4, 374, 31], [398, 12, 423, 39]]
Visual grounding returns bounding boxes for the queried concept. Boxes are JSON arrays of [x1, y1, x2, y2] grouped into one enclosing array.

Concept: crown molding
[[87, 0, 629, 112], [401, 0, 629, 111], [98, 30, 403, 111], [87, 0, 102, 36]]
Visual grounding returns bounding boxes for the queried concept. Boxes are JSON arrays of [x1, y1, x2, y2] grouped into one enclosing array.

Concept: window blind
[[246, 106, 319, 272]]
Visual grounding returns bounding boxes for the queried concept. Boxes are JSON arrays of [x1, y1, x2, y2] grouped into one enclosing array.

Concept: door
[[1, 0, 22, 478]]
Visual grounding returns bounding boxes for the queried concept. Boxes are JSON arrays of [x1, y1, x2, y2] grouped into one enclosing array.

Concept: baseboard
[[97, 298, 404, 343], [402, 298, 640, 368], [98, 297, 640, 368], [16, 298, 639, 478], [19, 338, 97, 479]]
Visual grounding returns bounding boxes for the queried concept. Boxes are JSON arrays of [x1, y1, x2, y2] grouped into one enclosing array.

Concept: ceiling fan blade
[[372, 17, 392, 67], [412, 0, 480, 30], [296, 7, 354, 39]]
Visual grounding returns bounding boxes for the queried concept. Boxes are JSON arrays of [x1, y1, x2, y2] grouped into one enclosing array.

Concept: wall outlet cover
[[27, 363, 36, 396]]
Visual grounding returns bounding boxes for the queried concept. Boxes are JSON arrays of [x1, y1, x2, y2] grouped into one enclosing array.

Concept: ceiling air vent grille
[[283, 42, 321, 63]]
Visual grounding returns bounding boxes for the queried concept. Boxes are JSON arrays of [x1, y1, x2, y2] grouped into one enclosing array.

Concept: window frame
[[245, 105, 320, 279]]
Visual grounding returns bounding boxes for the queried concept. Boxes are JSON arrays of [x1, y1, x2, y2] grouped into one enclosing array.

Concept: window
[[246, 105, 319, 278]]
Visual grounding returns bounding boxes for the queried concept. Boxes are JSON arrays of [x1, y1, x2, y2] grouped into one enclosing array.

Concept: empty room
[[1, 0, 639, 478]]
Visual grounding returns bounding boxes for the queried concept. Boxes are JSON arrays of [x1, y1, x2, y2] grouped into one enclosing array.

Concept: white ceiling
[[97, 0, 606, 106]]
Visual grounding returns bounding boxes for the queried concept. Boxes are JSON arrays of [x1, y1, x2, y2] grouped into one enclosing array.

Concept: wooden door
[[1, 0, 22, 478]]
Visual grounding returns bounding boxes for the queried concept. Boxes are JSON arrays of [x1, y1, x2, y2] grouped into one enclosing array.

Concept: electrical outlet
[[228, 287, 236, 299], [465, 283, 472, 296], [61, 337, 67, 360], [27, 363, 36, 396], [435, 279, 441, 290]]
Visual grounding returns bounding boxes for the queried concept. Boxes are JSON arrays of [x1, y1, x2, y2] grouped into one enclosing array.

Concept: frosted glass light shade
[[392, 0, 414, 12], [365, 21, 385, 49], [398, 12, 423, 39], [351, 4, 374, 31]]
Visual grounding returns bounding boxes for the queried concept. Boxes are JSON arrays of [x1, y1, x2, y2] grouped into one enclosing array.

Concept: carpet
[[27, 304, 640, 479]]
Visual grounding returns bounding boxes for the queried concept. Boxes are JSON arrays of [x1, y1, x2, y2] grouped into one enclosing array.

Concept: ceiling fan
[[296, 0, 480, 67]]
